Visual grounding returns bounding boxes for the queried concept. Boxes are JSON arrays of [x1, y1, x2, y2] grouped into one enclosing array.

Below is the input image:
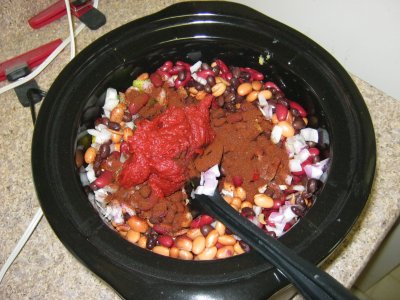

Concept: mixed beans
[[76, 58, 329, 260]]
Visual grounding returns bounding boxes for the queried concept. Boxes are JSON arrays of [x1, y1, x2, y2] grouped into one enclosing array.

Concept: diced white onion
[[300, 128, 319, 143], [271, 125, 282, 144], [190, 61, 202, 73], [103, 88, 119, 112], [289, 159, 302, 172]]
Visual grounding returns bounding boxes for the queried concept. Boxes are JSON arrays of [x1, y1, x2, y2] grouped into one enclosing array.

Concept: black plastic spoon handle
[[195, 192, 357, 300]]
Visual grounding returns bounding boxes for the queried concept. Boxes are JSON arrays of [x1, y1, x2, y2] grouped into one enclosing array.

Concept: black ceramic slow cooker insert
[[32, 2, 376, 299]]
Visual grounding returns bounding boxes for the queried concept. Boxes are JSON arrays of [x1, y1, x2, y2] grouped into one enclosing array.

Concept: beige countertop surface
[[1, 1, 399, 299]]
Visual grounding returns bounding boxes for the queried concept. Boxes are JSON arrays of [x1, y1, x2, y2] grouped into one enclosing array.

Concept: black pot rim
[[32, 1, 376, 298]]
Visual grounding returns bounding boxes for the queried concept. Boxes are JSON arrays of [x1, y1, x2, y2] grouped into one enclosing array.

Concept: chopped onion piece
[[300, 128, 319, 143], [258, 184, 268, 193], [285, 134, 307, 156], [195, 164, 220, 196], [295, 148, 310, 163], [292, 185, 305, 192], [279, 185, 287, 190], [192, 72, 207, 85], [289, 159, 302, 172], [283, 206, 297, 222], [304, 164, 323, 179], [85, 164, 96, 183], [103, 88, 119, 112], [190, 61, 202, 73], [253, 205, 262, 216], [285, 175, 293, 185], [269, 211, 284, 223], [271, 125, 282, 144], [258, 92, 268, 106]]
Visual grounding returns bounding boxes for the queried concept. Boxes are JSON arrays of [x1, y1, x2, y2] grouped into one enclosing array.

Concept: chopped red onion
[[195, 164, 220, 196]]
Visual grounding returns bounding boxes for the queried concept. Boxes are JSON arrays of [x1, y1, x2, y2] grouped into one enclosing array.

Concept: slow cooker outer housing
[[32, 1, 376, 299]]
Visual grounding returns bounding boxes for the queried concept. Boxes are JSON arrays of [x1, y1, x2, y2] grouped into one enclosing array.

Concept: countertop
[[0, 1, 399, 299]]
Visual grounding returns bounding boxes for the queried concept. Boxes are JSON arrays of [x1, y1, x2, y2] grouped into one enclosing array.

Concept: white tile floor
[[352, 264, 400, 300]]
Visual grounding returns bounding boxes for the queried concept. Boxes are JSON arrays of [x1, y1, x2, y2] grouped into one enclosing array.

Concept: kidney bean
[[191, 214, 214, 228], [159, 60, 173, 72], [272, 199, 284, 210], [194, 81, 204, 91], [196, 69, 215, 79], [176, 60, 191, 70], [150, 72, 163, 87], [174, 71, 191, 89], [169, 65, 185, 75], [289, 100, 307, 117], [128, 93, 150, 115], [157, 235, 174, 248], [94, 117, 108, 127], [215, 59, 229, 73], [308, 147, 320, 157], [156, 69, 171, 81], [205, 229, 219, 248], [264, 81, 281, 91], [192, 235, 206, 255], [275, 103, 289, 121], [93, 170, 113, 188], [232, 175, 243, 187], [241, 67, 264, 81]]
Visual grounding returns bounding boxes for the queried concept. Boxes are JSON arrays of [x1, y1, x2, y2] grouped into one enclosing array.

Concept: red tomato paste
[[119, 94, 215, 197]]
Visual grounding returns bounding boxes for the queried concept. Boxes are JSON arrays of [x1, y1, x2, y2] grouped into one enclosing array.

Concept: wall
[[230, 0, 400, 100]]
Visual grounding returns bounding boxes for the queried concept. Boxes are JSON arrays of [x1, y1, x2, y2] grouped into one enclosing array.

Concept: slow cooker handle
[[194, 192, 357, 300]]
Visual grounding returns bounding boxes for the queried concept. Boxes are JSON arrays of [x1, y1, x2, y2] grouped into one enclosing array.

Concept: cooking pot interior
[[32, 2, 375, 299]]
